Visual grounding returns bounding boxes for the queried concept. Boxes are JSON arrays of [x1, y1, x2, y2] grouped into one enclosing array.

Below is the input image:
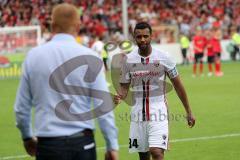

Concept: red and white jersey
[[119, 47, 178, 122]]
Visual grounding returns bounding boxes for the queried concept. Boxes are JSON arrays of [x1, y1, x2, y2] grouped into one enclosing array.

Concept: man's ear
[[51, 22, 56, 34], [75, 21, 80, 34], [132, 34, 137, 44]]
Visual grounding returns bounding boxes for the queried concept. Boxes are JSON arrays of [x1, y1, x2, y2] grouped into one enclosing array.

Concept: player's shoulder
[[125, 47, 139, 61], [126, 47, 138, 57], [152, 47, 171, 59], [152, 47, 176, 66]]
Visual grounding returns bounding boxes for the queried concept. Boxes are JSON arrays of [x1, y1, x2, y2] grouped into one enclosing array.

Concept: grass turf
[[0, 62, 239, 160]]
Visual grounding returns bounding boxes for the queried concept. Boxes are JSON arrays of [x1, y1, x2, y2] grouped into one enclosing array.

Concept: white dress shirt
[[14, 33, 118, 150]]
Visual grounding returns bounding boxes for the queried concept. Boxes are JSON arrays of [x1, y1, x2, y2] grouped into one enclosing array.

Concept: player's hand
[[23, 137, 38, 156], [187, 113, 196, 128], [113, 94, 122, 105], [105, 150, 118, 160]]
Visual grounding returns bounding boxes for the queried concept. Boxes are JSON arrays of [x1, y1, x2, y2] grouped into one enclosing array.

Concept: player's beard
[[138, 43, 149, 50]]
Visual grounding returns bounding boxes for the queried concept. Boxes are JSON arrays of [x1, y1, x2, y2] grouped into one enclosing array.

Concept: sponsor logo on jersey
[[153, 60, 160, 67]]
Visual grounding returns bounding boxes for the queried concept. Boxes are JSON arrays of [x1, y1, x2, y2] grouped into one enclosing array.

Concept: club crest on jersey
[[162, 134, 167, 140], [153, 60, 160, 67]]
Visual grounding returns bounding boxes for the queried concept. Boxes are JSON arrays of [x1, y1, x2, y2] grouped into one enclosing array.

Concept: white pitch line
[[170, 133, 240, 143], [96, 133, 240, 151], [1, 133, 240, 159], [0, 155, 29, 160]]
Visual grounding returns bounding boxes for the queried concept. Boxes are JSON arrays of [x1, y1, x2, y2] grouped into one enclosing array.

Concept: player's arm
[[169, 75, 196, 128], [164, 55, 195, 128], [114, 83, 130, 104], [114, 54, 130, 105]]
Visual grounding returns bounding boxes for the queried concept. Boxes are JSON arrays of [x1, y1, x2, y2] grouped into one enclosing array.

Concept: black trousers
[[181, 48, 187, 58], [231, 45, 240, 61], [36, 134, 96, 160]]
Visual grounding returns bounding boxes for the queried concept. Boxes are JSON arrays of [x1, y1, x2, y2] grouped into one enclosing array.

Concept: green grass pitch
[[0, 62, 240, 160]]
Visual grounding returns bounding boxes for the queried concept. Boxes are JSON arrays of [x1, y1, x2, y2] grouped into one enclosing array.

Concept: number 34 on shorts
[[129, 138, 139, 148]]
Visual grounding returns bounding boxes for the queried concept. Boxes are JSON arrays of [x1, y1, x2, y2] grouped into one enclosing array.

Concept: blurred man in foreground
[[14, 3, 118, 160]]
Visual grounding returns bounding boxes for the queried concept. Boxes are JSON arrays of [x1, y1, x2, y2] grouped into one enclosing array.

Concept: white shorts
[[129, 120, 169, 153]]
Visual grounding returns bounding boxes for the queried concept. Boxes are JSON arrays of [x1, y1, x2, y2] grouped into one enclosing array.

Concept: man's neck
[[54, 31, 77, 37], [139, 45, 152, 57]]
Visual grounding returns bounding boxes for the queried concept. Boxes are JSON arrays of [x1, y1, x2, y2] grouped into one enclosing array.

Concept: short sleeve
[[162, 53, 178, 79]]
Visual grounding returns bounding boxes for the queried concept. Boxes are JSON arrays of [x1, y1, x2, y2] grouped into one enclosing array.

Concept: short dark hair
[[134, 22, 152, 35]]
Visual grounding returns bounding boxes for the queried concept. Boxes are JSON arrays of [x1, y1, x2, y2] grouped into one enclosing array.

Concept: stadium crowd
[[0, 0, 240, 45]]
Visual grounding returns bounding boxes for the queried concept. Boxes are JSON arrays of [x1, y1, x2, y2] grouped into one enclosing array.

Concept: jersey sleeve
[[162, 53, 179, 79], [119, 55, 131, 83]]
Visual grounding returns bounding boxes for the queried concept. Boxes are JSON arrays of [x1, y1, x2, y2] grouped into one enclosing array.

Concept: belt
[[38, 129, 93, 141]]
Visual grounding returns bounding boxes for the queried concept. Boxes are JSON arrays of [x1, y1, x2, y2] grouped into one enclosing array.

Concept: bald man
[[14, 3, 118, 160]]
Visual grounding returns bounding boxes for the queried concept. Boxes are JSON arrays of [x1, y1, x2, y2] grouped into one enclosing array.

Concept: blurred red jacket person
[[193, 35, 207, 54], [192, 28, 206, 76], [212, 37, 221, 55], [206, 38, 215, 57]]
